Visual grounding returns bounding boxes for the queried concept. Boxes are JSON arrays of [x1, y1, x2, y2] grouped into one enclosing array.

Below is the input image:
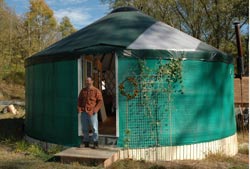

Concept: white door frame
[[115, 52, 119, 137], [77, 56, 83, 136], [77, 54, 119, 137]]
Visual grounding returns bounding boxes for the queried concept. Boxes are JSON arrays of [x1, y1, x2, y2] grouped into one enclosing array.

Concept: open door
[[78, 53, 117, 137], [97, 53, 117, 136]]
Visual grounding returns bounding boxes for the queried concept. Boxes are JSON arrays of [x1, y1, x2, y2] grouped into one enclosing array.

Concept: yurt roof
[[26, 7, 232, 66]]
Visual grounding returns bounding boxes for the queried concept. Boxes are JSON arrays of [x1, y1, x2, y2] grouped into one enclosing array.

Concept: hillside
[[0, 81, 25, 101]]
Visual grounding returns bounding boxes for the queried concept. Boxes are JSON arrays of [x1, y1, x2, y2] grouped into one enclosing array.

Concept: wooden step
[[55, 147, 120, 167], [81, 134, 118, 146]]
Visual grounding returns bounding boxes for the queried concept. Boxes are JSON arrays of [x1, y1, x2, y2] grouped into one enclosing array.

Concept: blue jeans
[[81, 112, 98, 142]]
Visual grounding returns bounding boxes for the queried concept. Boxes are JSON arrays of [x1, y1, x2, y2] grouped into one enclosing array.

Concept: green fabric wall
[[117, 57, 236, 148], [25, 60, 80, 146]]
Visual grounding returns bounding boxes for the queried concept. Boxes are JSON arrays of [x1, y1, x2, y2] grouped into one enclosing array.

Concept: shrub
[[2, 71, 25, 85]]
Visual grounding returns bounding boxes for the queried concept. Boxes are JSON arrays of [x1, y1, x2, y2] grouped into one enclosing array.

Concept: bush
[[2, 71, 25, 85], [47, 144, 64, 154], [6, 140, 53, 161], [15, 140, 29, 152]]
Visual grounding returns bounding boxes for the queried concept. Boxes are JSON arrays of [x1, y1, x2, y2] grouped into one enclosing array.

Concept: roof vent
[[110, 6, 139, 14]]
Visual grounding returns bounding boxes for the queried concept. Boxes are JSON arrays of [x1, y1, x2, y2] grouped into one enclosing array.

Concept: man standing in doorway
[[78, 77, 103, 148]]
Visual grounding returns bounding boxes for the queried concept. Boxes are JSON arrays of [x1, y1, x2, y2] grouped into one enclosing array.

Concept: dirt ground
[[0, 111, 248, 169]]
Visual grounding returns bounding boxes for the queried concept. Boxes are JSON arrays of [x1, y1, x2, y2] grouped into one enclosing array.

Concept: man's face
[[86, 77, 93, 87]]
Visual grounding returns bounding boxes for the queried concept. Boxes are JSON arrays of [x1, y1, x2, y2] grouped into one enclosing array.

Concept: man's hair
[[87, 76, 93, 80]]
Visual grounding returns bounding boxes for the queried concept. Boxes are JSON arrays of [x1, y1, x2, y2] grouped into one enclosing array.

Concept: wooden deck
[[55, 147, 120, 167]]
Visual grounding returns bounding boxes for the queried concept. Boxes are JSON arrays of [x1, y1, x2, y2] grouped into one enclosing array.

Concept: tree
[[0, 0, 61, 81], [24, 0, 58, 54], [59, 16, 77, 38], [1, 0, 77, 84], [0, 0, 24, 75]]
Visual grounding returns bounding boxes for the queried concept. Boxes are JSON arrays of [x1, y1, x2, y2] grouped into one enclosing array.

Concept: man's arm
[[77, 90, 83, 113], [93, 90, 103, 113]]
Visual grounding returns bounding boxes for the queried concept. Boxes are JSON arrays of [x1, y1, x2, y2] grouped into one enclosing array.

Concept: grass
[[205, 152, 234, 162], [238, 145, 249, 155], [237, 131, 249, 144], [1, 139, 53, 161], [0, 149, 98, 169], [107, 159, 172, 169], [202, 132, 249, 169], [237, 131, 249, 156], [0, 138, 95, 169], [17, 141, 51, 160]]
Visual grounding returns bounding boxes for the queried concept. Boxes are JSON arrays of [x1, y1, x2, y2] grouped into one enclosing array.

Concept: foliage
[[15, 140, 30, 152], [24, 0, 58, 53], [59, 16, 77, 38], [119, 77, 139, 100], [139, 58, 183, 146], [0, 0, 24, 79], [157, 59, 183, 88], [2, 71, 25, 85], [0, 0, 76, 84], [27, 144, 52, 160], [12, 140, 62, 161], [137, 58, 183, 96]]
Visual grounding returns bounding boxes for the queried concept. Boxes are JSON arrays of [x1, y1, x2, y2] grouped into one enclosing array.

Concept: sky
[[5, 0, 110, 30]]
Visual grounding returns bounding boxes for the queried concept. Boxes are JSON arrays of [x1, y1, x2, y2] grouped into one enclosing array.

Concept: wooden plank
[[55, 147, 121, 167], [234, 77, 249, 104], [104, 151, 120, 168], [55, 147, 118, 160], [60, 156, 104, 165], [100, 104, 107, 122]]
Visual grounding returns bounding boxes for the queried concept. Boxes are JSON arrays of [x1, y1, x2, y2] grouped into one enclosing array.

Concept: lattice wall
[[122, 76, 173, 148], [103, 70, 116, 96], [117, 57, 183, 148], [117, 56, 236, 149]]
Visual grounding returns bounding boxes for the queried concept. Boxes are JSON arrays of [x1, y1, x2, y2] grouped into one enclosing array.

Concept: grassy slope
[[0, 81, 25, 100]]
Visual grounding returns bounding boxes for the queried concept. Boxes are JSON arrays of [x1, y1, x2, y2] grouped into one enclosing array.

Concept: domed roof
[[110, 6, 139, 13], [26, 7, 232, 66]]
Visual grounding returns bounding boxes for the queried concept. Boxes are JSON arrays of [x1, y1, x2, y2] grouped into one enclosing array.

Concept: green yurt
[[25, 7, 237, 160]]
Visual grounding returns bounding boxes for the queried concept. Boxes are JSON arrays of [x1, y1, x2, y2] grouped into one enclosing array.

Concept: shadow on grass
[[0, 161, 36, 169]]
